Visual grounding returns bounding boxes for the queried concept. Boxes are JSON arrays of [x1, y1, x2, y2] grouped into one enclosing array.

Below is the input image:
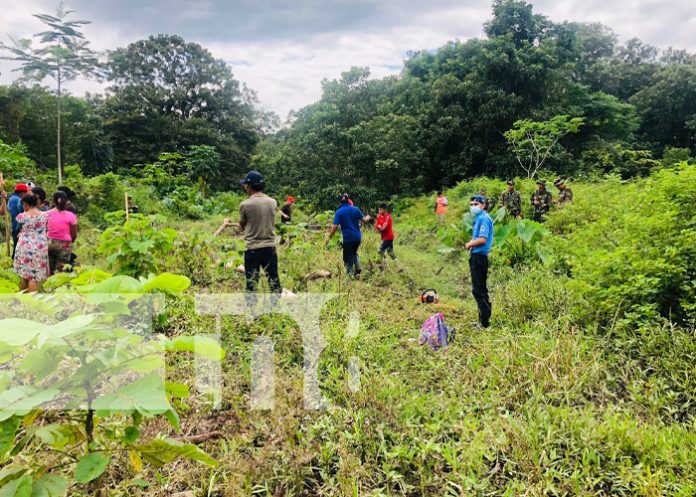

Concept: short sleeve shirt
[[239, 193, 277, 250], [47, 209, 78, 241], [333, 205, 365, 243], [471, 211, 494, 255]]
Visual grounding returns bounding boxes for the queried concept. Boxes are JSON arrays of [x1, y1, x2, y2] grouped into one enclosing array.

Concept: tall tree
[[0, 3, 100, 183], [103, 35, 259, 185]]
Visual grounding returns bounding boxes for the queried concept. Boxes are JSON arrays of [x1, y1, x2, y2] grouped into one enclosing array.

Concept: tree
[[631, 64, 696, 153], [0, 85, 112, 175], [484, 0, 549, 48], [103, 35, 258, 185], [0, 3, 100, 184], [505, 115, 584, 178]]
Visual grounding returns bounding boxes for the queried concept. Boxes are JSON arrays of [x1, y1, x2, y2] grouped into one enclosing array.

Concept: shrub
[[98, 214, 178, 277], [547, 163, 696, 326]]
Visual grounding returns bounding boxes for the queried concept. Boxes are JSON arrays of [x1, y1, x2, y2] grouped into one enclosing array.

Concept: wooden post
[[0, 173, 10, 257], [124, 191, 130, 222]]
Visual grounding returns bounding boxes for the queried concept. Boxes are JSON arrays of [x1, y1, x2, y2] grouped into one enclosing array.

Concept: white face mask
[[470, 205, 482, 215]]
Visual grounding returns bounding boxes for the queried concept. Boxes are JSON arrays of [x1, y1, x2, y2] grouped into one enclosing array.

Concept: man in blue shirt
[[326, 194, 371, 276], [465, 194, 494, 328], [7, 183, 29, 260]]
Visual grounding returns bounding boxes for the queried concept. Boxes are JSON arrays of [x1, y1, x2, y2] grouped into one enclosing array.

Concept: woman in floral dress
[[13, 194, 49, 292]]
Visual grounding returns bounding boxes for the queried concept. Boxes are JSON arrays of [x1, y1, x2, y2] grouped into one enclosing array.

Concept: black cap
[[553, 178, 565, 187], [536, 179, 547, 186], [240, 170, 264, 187]]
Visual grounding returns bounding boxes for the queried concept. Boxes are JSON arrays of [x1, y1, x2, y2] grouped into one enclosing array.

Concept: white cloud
[[1, 0, 695, 118]]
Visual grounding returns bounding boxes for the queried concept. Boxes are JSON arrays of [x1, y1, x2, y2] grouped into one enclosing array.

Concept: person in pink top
[[47, 191, 78, 275]]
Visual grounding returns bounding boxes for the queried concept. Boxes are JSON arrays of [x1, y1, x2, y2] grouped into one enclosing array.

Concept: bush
[[547, 163, 696, 326], [98, 214, 178, 277]]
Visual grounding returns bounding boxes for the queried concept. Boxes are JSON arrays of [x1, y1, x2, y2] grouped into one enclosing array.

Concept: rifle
[[0, 172, 10, 257]]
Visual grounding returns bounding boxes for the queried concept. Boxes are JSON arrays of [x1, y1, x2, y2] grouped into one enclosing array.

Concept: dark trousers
[[469, 253, 491, 327], [378, 240, 396, 259], [11, 232, 18, 260], [244, 247, 281, 293], [342, 241, 361, 275]]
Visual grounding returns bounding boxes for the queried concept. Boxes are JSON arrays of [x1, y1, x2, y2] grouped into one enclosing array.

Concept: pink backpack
[[419, 313, 454, 350]]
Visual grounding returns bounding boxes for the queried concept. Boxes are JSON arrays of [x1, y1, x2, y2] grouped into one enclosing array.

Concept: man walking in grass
[[326, 194, 371, 276], [465, 194, 493, 328], [238, 170, 282, 293]]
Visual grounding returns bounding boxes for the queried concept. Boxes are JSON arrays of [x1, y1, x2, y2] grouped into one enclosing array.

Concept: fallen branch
[[185, 431, 225, 444]]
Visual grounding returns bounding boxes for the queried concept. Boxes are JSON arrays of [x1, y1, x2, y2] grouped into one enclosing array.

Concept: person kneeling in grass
[[326, 194, 371, 276], [375, 203, 396, 261]]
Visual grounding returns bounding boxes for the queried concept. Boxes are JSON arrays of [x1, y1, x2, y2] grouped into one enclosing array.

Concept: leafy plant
[[504, 115, 585, 178], [0, 272, 223, 495], [98, 214, 177, 277]]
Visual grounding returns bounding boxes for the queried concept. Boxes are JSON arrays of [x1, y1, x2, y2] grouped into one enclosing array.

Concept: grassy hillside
[[1, 167, 695, 496]]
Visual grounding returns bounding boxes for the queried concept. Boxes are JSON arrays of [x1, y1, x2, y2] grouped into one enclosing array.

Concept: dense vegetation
[[0, 136, 694, 494], [0, 1, 695, 495]]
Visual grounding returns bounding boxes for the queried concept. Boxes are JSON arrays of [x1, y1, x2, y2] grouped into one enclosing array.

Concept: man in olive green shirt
[[238, 170, 281, 293]]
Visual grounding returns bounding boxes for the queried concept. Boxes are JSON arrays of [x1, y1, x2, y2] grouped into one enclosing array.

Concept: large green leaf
[[141, 273, 191, 294], [0, 474, 32, 497], [0, 417, 20, 462], [135, 438, 217, 467], [35, 424, 84, 449], [166, 336, 225, 361], [0, 320, 44, 346], [0, 467, 27, 488], [493, 221, 515, 247], [0, 280, 18, 293], [29, 475, 67, 497], [74, 452, 110, 484], [0, 388, 60, 422], [87, 276, 143, 294], [19, 348, 65, 379], [516, 220, 539, 244], [92, 374, 169, 416]]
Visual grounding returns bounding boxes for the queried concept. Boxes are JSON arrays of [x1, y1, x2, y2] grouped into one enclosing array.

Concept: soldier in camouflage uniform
[[499, 180, 522, 219], [530, 180, 552, 222], [554, 178, 573, 205]]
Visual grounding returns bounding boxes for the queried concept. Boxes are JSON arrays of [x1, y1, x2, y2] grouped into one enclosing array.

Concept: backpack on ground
[[419, 313, 455, 350]]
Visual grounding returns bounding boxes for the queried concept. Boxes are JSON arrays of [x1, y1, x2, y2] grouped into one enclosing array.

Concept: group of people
[[231, 170, 574, 330], [0, 180, 78, 292], [499, 178, 573, 222]]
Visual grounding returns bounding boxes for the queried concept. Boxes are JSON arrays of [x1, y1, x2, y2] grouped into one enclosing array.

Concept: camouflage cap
[[536, 179, 547, 186], [506, 180, 515, 185], [553, 178, 565, 187]]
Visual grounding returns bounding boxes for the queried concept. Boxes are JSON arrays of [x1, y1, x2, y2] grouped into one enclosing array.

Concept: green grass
[[6, 174, 696, 496]]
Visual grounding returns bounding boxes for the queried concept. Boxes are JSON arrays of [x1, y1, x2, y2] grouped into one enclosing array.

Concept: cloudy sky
[[1, 0, 694, 120]]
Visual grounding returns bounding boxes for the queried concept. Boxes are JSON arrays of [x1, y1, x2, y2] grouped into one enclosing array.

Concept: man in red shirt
[[375, 203, 396, 260]]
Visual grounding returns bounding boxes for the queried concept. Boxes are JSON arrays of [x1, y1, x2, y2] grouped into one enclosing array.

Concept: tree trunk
[[57, 62, 63, 185]]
